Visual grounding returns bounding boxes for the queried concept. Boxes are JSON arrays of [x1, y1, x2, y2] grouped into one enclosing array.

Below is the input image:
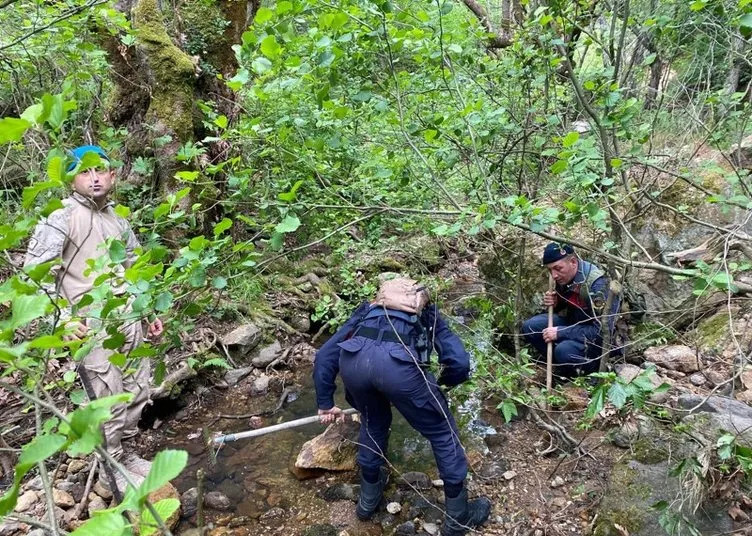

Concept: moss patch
[[133, 0, 195, 140], [594, 464, 650, 536]]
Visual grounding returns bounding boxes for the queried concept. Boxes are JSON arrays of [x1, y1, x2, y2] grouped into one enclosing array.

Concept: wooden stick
[[546, 274, 555, 394], [212, 408, 358, 444]]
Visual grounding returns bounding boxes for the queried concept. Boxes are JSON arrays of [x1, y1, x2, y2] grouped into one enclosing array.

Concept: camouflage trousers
[[79, 307, 150, 461]]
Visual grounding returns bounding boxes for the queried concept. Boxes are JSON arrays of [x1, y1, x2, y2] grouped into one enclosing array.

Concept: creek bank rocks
[[643, 345, 702, 373], [220, 324, 261, 357], [678, 394, 752, 447], [4, 455, 181, 535]]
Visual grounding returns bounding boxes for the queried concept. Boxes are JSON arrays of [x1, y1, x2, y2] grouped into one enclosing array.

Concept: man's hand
[[63, 320, 88, 342], [318, 406, 345, 424], [147, 318, 163, 338], [542, 326, 558, 343], [542, 290, 558, 307]]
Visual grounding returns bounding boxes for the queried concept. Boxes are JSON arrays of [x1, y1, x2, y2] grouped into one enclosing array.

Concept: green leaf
[[189, 266, 206, 287], [551, 160, 568, 174], [607, 382, 628, 408], [139, 498, 180, 536], [562, 131, 579, 147], [47, 156, 66, 183], [202, 357, 231, 369], [741, 13, 752, 37], [154, 292, 173, 313], [69, 511, 126, 536], [103, 332, 126, 350], [278, 180, 304, 202], [275, 214, 301, 233], [212, 276, 227, 289], [252, 57, 273, 75], [498, 399, 517, 423], [64, 370, 77, 383], [8, 294, 49, 330], [586, 384, 607, 419], [109, 240, 127, 264], [114, 205, 131, 219], [0, 117, 32, 145], [138, 450, 188, 497], [213, 218, 233, 237], [254, 6, 274, 24], [189, 235, 209, 251], [175, 171, 199, 182], [214, 115, 228, 129], [260, 35, 281, 60], [276, 1, 292, 14]]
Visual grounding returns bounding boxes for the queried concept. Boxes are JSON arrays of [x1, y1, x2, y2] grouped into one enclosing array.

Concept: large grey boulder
[[678, 394, 752, 447], [644, 345, 702, 373], [251, 341, 282, 368], [221, 324, 262, 356]]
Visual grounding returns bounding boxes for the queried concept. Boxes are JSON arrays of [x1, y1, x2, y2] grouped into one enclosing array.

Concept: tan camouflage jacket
[[24, 192, 140, 307]]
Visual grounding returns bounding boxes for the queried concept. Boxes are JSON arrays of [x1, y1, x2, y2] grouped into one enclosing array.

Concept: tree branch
[[461, 0, 512, 48]]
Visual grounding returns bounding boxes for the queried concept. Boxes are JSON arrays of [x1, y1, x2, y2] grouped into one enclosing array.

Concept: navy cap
[[66, 145, 109, 172], [542, 242, 575, 264]]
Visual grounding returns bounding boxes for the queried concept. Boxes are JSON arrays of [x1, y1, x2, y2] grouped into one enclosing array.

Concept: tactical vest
[[352, 307, 432, 365]]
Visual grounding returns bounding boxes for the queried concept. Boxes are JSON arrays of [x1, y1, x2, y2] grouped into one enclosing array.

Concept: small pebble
[[386, 502, 402, 514], [422, 523, 439, 535], [550, 476, 565, 488], [502, 470, 517, 480]]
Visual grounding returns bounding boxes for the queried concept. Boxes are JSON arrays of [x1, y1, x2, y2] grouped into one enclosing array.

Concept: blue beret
[[542, 242, 574, 264], [67, 145, 109, 172]]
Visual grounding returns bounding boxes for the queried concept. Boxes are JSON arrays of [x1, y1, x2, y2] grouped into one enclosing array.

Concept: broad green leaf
[[607, 382, 628, 408], [29, 335, 67, 350], [212, 276, 227, 289], [562, 131, 579, 147], [278, 180, 303, 202], [0, 117, 32, 144], [214, 115, 228, 129], [22, 180, 58, 209], [275, 214, 301, 233], [154, 292, 173, 313], [69, 511, 126, 536], [109, 240, 127, 263], [252, 57, 273, 75], [175, 171, 199, 182], [189, 236, 209, 251], [550, 160, 568, 174], [138, 450, 188, 497], [8, 294, 49, 330], [47, 156, 66, 183], [498, 399, 517, 423], [254, 6, 273, 23], [260, 35, 281, 60], [277, 1, 292, 14], [213, 218, 233, 236], [139, 498, 180, 536]]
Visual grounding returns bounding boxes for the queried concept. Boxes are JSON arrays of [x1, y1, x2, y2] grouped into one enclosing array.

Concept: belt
[[353, 326, 414, 344]]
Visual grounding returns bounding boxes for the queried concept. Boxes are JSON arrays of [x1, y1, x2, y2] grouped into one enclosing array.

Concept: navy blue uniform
[[522, 260, 619, 377], [313, 303, 471, 485]]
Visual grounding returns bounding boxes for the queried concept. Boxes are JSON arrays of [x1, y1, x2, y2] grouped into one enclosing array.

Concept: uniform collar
[[70, 191, 114, 212]]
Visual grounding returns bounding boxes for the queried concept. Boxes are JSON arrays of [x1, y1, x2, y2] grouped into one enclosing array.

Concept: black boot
[[441, 485, 492, 535], [356, 467, 389, 521]]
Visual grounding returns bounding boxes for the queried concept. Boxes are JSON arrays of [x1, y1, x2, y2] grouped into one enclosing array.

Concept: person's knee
[[554, 340, 585, 364], [522, 315, 545, 337]]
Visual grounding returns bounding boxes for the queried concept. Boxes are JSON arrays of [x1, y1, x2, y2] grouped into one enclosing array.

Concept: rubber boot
[[441, 486, 492, 536], [356, 467, 389, 521]]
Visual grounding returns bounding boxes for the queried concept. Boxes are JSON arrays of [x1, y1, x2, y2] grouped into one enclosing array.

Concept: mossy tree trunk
[[101, 0, 259, 204]]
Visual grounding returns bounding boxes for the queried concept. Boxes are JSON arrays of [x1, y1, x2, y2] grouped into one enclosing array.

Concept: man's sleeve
[[23, 208, 70, 297], [423, 305, 471, 387], [313, 302, 370, 410]]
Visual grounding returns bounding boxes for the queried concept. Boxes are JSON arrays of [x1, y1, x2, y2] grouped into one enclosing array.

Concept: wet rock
[[612, 419, 640, 449], [398, 471, 432, 490], [303, 525, 338, 536], [251, 341, 282, 368], [644, 345, 702, 373], [395, 521, 416, 536], [387, 502, 402, 514], [322, 483, 358, 502], [93, 480, 112, 500], [15, 490, 38, 512], [221, 324, 262, 356], [66, 458, 88, 474], [88, 495, 108, 516], [678, 394, 752, 447], [205, 490, 232, 511], [181, 487, 198, 517], [290, 314, 311, 333], [224, 366, 253, 387], [260, 506, 285, 520], [295, 419, 359, 472], [251, 374, 270, 395], [689, 373, 707, 386]]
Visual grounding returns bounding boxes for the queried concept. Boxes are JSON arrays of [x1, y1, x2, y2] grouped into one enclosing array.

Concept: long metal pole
[[212, 408, 359, 444]]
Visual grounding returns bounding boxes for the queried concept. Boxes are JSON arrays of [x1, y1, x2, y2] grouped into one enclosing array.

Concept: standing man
[[522, 242, 619, 378], [313, 278, 491, 536], [24, 145, 163, 493]]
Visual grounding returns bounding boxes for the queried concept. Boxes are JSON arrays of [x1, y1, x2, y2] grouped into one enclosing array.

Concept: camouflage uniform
[[24, 192, 150, 461]]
